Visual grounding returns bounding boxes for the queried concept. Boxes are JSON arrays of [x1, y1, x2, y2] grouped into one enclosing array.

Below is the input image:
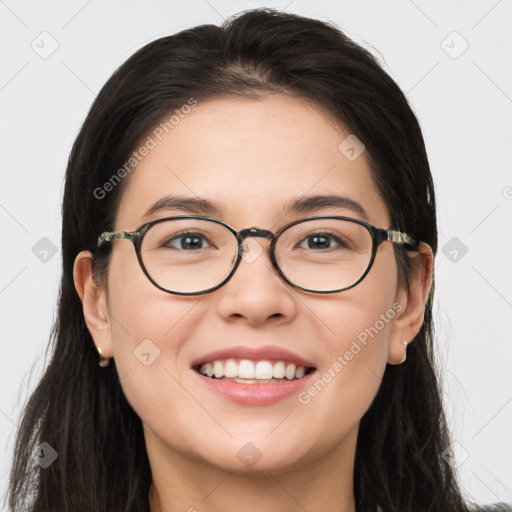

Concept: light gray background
[[1, 0, 511, 508]]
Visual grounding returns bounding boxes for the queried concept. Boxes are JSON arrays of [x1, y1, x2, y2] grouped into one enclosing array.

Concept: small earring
[[97, 346, 111, 367], [399, 341, 409, 364]]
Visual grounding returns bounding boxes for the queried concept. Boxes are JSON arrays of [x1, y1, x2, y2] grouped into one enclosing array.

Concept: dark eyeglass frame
[[97, 214, 421, 296]]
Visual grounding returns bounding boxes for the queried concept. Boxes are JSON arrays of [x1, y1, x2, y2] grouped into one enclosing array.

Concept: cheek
[[298, 248, 399, 432], [304, 293, 395, 409], [314, 244, 399, 367], [107, 290, 203, 441], [289, 313, 390, 460], [105, 251, 199, 419]]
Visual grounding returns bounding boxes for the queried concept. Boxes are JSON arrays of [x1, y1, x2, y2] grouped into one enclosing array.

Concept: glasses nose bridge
[[237, 226, 276, 257], [238, 227, 275, 242], [238, 226, 276, 249]]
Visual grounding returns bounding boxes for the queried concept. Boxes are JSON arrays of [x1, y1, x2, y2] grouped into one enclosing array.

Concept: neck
[[147, 424, 359, 512]]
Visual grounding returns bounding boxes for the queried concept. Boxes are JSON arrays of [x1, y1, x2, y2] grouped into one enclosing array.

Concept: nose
[[215, 226, 297, 325]]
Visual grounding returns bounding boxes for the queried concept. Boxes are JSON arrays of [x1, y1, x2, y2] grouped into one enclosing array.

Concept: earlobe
[[387, 242, 434, 365], [73, 251, 114, 359]]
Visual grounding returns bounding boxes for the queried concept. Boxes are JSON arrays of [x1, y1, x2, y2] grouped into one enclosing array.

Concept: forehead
[[115, 95, 390, 230]]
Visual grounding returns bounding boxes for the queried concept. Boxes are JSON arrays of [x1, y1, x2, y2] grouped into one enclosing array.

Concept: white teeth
[[239, 360, 255, 379], [224, 359, 238, 378], [295, 365, 306, 379], [255, 361, 273, 379], [272, 361, 285, 378], [213, 360, 224, 379], [197, 358, 311, 381], [285, 363, 296, 380]]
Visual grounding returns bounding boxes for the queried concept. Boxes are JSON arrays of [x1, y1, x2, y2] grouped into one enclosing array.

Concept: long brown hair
[[6, 8, 497, 512]]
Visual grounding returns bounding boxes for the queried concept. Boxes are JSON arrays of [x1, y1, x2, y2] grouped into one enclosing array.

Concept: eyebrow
[[141, 193, 369, 222], [282, 194, 369, 222]]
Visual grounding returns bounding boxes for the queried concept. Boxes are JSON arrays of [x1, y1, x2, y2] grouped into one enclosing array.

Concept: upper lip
[[190, 345, 316, 369]]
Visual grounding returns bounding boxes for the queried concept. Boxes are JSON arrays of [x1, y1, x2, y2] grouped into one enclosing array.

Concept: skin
[[73, 94, 433, 512]]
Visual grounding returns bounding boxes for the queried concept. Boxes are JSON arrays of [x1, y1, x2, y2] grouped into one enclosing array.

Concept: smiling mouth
[[192, 362, 317, 383]]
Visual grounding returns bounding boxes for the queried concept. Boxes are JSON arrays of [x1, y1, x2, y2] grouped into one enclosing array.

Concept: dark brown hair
[[7, 8, 503, 512]]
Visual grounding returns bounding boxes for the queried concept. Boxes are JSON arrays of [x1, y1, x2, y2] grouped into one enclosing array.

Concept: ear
[[73, 250, 114, 358], [388, 242, 434, 365]]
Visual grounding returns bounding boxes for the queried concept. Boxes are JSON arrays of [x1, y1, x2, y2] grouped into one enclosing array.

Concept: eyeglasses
[[97, 215, 420, 295]]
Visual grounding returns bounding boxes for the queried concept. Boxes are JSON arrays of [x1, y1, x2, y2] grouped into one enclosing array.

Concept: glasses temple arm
[[386, 229, 420, 249], [97, 231, 134, 247]]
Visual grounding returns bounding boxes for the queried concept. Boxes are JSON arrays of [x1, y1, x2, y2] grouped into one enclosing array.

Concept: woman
[[6, 8, 510, 512]]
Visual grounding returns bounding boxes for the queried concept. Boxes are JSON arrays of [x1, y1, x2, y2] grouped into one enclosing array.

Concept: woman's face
[[77, 94, 430, 478]]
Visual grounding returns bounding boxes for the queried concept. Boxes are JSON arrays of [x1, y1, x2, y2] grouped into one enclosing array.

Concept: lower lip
[[192, 369, 317, 405]]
